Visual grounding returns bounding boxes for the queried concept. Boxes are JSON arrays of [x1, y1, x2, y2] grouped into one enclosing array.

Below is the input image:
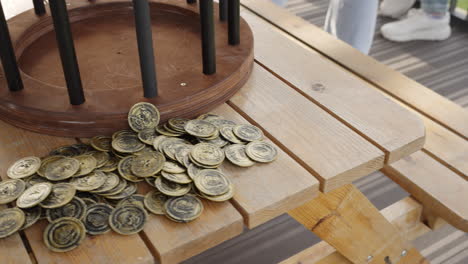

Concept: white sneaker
[[380, 0, 416, 18], [381, 9, 451, 42]]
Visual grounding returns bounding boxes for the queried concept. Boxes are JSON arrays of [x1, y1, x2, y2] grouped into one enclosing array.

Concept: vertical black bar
[[33, 0, 46, 15], [187, 0, 196, 4], [133, 0, 158, 98], [200, 0, 216, 75], [219, 0, 227, 21], [0, 2, 23, 92], [49, 0, 85, 105], [228, 0, 240, 45]]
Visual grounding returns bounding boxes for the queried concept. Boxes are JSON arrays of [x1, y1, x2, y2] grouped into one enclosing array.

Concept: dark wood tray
[[0, 0, 253, 137]]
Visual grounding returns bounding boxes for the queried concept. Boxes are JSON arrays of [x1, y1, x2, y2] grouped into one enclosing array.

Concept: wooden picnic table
[[2, 0, 467, 263]]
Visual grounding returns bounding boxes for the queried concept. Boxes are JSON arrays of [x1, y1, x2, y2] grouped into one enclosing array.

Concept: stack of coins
[[0, 102, 278, 252]]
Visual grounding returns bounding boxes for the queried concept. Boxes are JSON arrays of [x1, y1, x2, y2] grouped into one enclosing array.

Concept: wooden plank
[[383, 151, 468, 232], [0, 205, 33, 264], [229, 65, 385, 192], [212, 103, 320, 227], [239, 8, 426, 164], [241, 0, 468, 140], [288, 184, 414, 264], [139, 182, 244, 264], [282, 197, 430, 264], [0, 121, 154, 264]]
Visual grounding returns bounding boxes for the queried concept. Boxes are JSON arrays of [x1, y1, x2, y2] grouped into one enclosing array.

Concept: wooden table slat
[[0, 207, 33, 264], [240, 7, 425, 164], [229, 65, 384, 192], [240, 0, 468, 140]]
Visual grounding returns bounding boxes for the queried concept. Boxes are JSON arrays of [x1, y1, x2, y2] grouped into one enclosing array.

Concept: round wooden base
[[0, 0, 253, 137]]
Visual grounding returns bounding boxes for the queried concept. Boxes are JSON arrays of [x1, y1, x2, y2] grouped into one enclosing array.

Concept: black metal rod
[[200, 0, 216, 75], [132, 0, 158, 98], [49, 0, 85, 105], [33, 0, 46, 15], [228, 0, 240, 45], [0, 2, 23, 92], [187, 0, 196, 4], [219, 0, 227, 21]]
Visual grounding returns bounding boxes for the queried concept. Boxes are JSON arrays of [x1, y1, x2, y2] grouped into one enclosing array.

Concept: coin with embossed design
[[109, 204, 148, 235], [17, 183, 53, 208], [91, 173, 120, 194], [219, 125, 244, 144], [190, 143, 225, 167], [46, 197, 87, 222], [83, 203, 113, 235], [197, 113, 221, 121], [87, 151, 110, 169], [37, 156, 64, 177], [128, 102, 160, 132], [104, 182, 137, 200], [90, 136, 112, 152], [233, 124, 264, 142], [225, 144, 256, 167], [144, 190, 168, 215], [162, 161, 186, 174], [69, 172, 106, 192], [161, 171, 192, 184], [0, 179, 26, 204], [0, 208, 25, 238], [184, 119, 218, 138], [112, 133, 146, 153], [7, 157, 41, 179], [44, 157, 80, 181], [131, 152, 165, 177], [44, 217, 86, 252], [73, 155, 97, 176], [40, 183, 76, 209], [49, 146, 79, 157], [138, 129, 158, 145], [245, 141, 278, 163], [168, 118, 190, 133], [154, 177, 191, 197], [164, 194, 203, 223], [194, 169, 231, 196], [116, 194, 145, 208], [20, 206, 42, 230], [118, 156, 143, 182], [199, 185, 234, 202]]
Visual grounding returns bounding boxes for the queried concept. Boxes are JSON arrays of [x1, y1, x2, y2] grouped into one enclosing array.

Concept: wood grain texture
[[0, 120, 154, 264], [288, 184, 413, 264], [138, 182, 244, 264], [0, 0, 254, 137], [229, 65, 384, 192], [212, 103, 320, 227], [282, 197, 430, 264], [240, 0, 468, 140], [383, 151, 468, 232], [0, 206, 33, 264], [239, 7, 426, 164]]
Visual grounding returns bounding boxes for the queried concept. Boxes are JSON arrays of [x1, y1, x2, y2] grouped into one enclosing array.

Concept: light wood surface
[[240, 7, 426, 164], [240, 0, 468, 140], [284, 196, 430, 264], [0, 206, 33, 264], [0, 121, 154, 264], [289, 184, 414, 264], [229, 65, 385, 192], [212, 103, 320, 227], [383, 151, 468, 232], [140, 181, 244, 264]]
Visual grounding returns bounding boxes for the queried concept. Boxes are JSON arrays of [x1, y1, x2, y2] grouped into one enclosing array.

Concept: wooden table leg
[[288, 184, 427, 264]]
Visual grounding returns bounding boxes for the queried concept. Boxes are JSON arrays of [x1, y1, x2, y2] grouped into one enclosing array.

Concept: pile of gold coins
[[0, 102, 278, 252]]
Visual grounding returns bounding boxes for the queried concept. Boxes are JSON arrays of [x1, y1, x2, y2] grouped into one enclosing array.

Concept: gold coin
[[87, 151, 110, 168], [197, 113, 221, 121], [70, 144, 93, 155], [168, 118, 190, 132], [164, 194, 203, 223], [37, 156, 64, 177], [74, 155, 97, 176], [40, 183, 76, 209], [184, 120, 218, 138], [99, 156, 119, 172], [208, 119, 236, 128], [187, 163, 202, 180], [69, 172, 106, 191], [154, 177, 191, 197], [138, 129, 158, 145], [20, 206, 42, 230], [189, 155, 220, 169], [25, 174, 49, 186], [194, 169, 231, 196], [164, 142, 191, 161], [0, 179, 26, 204], [162, 161, 186, 174], [91, 172, 120, 194], [112, 133, 146, 153], [113, 130, 136, 140], [156, 125, 183, 137], [144, 190, 168, 215], [90, 136, 112, 152], [233, 124, 264, 142], [81, 198, 97, 207], [118, 156, 144, 182], [46, 197, 87, 222], [159, 137, 189, 154], [0, 208, 25, 238], [175, 147, 192, 168], [104, 181, 137, 200], [49, 146, 80, 157], [224, 144, 256, 167], [17, 183, 53, 208], [245, 141, 278, 163], [83, 203, 113, 235], [128, 102, 160, 132], [199, 184, 235, 202], [190, 143, 225, 167], [7, 156, 41, 179], [152, 135, 168, 150], [200, 129, 220, 140], [44, 157, 80, 181], [219, 125, 244, 144], [131, 152, 165, 177], [109, 204, 148, 235], [116, 194, 145, 208], [44, 217, 86, 252], [161, 171, 192, 184], [199, 136, 229, 148], [164, 123, 184, 134]]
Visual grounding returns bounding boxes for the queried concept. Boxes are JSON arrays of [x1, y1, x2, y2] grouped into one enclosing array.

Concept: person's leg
[[381, 0, 451, 42], [324, 0, 379, 54]]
